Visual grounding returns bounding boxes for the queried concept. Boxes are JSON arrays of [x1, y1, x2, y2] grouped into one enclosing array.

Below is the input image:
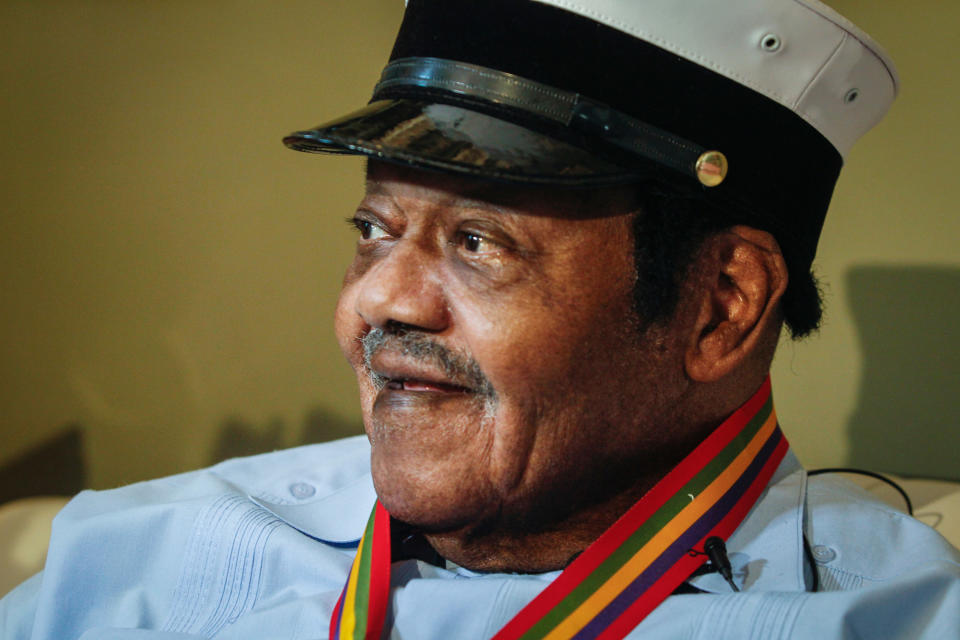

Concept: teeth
[[383, 378, 468, 392]]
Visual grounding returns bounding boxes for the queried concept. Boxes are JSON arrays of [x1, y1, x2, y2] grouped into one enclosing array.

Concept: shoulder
[[806, 474, 960, 588], [208, 433, 372, 502], [60, 434, 371, 521], [19, 436, 372, 639], [48, 434, 375, 560]]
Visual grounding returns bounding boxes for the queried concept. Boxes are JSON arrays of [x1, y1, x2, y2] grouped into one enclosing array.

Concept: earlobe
[[685, 227, 788, 382]]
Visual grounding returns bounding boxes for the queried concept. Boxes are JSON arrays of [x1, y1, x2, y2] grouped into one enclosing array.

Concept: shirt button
[[289, 482, 316, 499], [811, 545, 837, 564]]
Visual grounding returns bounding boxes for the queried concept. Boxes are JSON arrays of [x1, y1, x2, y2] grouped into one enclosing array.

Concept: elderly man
[[3, 0, 959, 638]]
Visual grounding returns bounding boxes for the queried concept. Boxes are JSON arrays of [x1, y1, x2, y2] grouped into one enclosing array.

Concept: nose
[[354, 240, 450, 333]]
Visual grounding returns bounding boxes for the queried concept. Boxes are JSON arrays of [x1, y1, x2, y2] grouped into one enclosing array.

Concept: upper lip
[[368, 350, 472, 392]]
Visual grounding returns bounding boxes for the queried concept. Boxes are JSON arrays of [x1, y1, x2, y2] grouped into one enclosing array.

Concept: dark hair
[[627, 183, 823, 339]]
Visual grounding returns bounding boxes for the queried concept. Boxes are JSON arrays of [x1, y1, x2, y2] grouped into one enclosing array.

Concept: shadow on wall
[[208, 407, 362, 464], [846, 265, 960, 481], [0, 427, 85, 503]]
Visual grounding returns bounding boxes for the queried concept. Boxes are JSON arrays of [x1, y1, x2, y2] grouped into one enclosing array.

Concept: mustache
[[361, 327, 496, 399]]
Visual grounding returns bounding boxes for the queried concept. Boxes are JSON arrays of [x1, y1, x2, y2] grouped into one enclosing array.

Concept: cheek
[[461, 276, 636, 394], [451, 283, 632, 452], [456, 251, 641, 447]]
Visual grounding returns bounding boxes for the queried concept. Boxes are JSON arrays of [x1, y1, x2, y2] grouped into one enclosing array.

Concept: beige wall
[[1, 1, 957, 491], [0, 0, 404, 489], [770, 0, 960, 479]]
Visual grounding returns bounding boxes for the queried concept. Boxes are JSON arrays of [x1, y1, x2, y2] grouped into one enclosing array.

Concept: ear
[[684, 226, 788, 382]]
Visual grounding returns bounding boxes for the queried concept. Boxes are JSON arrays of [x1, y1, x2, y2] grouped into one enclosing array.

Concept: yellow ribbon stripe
[[338, 528, 368, 639]]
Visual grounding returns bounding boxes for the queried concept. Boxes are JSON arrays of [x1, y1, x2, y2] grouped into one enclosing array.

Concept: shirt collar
[[250, 472, 376, 546]]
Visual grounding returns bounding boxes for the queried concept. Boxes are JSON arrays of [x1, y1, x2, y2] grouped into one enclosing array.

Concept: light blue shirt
[[2, 435, 959, 639]]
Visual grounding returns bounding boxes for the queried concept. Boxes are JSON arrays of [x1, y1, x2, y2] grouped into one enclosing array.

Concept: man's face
[[335, 162, 692, 537]]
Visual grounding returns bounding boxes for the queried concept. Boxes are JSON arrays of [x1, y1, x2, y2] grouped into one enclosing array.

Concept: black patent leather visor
[[284, 99, 642, 187], [285, 57, 723, 187]]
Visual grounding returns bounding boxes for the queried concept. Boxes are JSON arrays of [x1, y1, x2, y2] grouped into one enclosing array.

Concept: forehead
[[364, 160, 638, 221]]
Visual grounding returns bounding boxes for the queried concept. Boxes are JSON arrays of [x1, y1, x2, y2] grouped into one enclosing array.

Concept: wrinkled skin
[[335, 162, 728, 571]]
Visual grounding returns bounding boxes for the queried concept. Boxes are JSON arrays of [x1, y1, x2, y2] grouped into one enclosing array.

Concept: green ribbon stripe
[[351, 507, 379, 639], [520, 395, 773, 639]]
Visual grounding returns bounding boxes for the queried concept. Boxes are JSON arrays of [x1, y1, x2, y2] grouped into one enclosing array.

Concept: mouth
[[384, 378, 471, 393], [369, 349, 476, 396], [361, 328, 496, 402]]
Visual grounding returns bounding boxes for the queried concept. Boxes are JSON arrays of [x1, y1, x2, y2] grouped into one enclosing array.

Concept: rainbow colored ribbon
[[329, 501, 392, 640], [330, 379, 786, 640]]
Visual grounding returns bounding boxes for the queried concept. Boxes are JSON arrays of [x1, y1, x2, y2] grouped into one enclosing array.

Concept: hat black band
[[375, 57, 710, 181]]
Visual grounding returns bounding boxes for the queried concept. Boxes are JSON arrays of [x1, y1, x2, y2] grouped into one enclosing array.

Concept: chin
[[368, 445, 496, 533]]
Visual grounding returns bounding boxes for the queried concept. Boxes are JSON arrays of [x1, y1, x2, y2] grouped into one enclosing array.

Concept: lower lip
[[373, 381, 478, 417]]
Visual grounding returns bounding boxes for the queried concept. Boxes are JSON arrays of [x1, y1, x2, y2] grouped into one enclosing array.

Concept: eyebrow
[[364, 172, 513, 217]]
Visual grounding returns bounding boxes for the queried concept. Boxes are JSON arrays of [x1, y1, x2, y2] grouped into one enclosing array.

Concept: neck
[[424, 376, 771, 573], [426, 422, 719, 573], [424, 478, 658, 573]]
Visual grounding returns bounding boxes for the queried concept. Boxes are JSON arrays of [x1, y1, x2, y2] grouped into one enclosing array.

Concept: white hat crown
[[534, 0, 897, 157]]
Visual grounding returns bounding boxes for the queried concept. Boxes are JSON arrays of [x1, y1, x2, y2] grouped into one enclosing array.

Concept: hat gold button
[[696, 151, 728, 187]]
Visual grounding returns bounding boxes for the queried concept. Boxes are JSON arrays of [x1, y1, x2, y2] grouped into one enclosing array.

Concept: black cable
[[807, 467, 913, 516], [692, 534, 820, 594], [801, 533, 819, 593], [685, 468, 905, 596]]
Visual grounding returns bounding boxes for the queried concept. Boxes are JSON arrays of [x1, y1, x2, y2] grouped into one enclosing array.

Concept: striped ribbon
[[330, 378, 786, 640], [329, 501, 392, 640]]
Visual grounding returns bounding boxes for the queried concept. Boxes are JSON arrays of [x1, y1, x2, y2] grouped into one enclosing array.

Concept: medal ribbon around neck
[[330, 378, 787, 640], [329, 500, 392, 640]]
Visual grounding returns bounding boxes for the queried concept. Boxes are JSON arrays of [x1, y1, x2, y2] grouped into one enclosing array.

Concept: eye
[[457, 231, 497, 254], [350, 217, 389, 241]]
